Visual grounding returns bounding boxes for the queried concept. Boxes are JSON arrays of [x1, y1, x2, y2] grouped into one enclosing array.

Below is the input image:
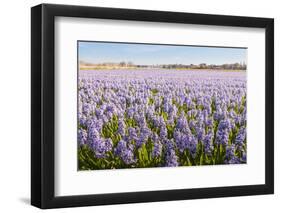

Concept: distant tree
[[127, 61, 134, 67], [119, 61, 126, 67], [199, 63, 207, 69]]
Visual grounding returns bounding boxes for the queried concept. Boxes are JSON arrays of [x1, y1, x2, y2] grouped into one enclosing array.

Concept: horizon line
[[79, 60, 247, 66]]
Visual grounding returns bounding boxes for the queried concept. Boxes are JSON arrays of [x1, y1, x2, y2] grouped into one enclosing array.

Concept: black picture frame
[[31, 3, 274, 209]]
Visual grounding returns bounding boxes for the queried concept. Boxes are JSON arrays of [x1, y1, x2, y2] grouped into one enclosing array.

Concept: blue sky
[[78, 41, 247, 65]]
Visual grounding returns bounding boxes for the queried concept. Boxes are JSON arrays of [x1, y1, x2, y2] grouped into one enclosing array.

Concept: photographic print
[[31, 4, 274, 208], [77, 41, 247, 170]]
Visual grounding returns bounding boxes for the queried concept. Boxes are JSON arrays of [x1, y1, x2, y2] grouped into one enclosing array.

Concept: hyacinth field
[[78, 69, 247, 170]]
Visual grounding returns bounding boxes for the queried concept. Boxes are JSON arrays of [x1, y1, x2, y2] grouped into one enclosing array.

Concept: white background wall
[[0, 0, 279, 212]]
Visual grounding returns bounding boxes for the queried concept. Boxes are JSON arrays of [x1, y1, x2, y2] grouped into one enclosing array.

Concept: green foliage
[[151, 88, 159, 95], [78, 145, 114, 170]]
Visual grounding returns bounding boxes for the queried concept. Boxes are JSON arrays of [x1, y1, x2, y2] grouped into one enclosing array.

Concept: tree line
[[80, 61, 247, 70]]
